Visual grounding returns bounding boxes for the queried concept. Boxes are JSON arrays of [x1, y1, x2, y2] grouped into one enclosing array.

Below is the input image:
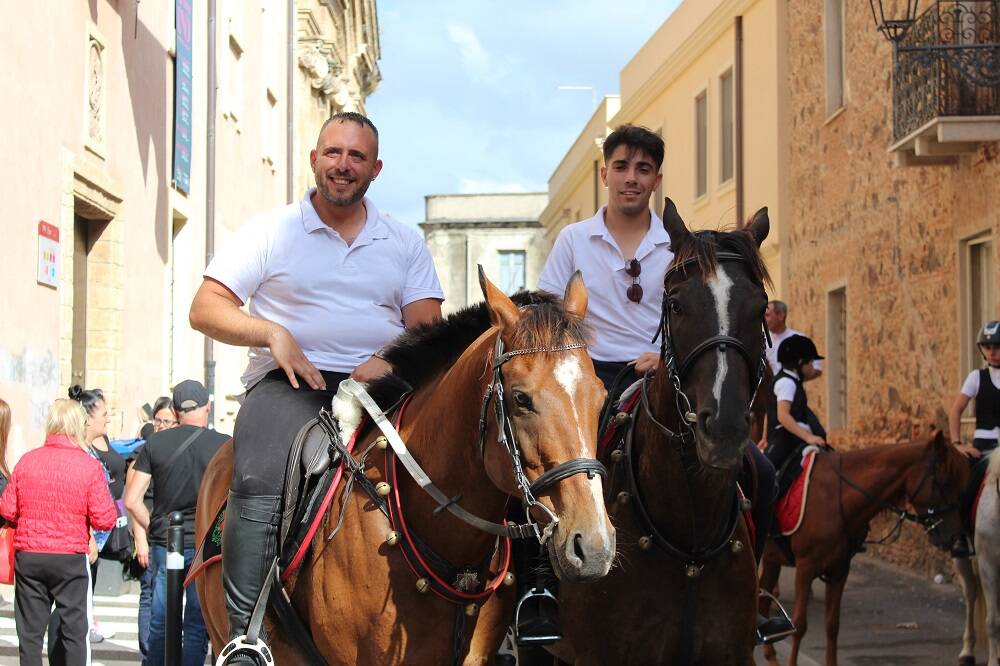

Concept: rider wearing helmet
[[948, 320, 1000, 558], [765, 334, 826, 492]]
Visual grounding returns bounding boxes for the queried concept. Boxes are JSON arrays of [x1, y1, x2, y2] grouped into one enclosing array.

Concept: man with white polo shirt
[[765, 300, 823, 379], [189, 111, 443, 658]]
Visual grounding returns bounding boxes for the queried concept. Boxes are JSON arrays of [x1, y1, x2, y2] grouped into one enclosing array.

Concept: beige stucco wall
[[541, 0, 787, 297], [0, 1, 378, 460], [422, 193, 548, 314]]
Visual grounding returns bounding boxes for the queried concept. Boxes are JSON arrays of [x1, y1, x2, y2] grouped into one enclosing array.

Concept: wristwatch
[[372, 348, 388, 361]]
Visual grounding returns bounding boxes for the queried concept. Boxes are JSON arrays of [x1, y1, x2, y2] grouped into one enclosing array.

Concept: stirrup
[[215, 636, 275, 665], [756, 590, 795, 645], [514, 587, 562, 646]]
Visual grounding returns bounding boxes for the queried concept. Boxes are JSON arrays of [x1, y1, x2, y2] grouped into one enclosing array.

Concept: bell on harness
[[514, 585, 561, 646]]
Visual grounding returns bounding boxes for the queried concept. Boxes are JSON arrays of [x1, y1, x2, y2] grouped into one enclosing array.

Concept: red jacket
[[0, 434, 117, 554]]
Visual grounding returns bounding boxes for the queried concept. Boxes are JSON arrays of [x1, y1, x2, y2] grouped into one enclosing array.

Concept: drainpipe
[[286, 0, 295, 204], [205, 0, 217, 426], [734, 15, 745, 227]]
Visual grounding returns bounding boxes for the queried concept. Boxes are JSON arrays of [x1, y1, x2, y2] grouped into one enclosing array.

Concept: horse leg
[[786, 565, 813, 666], [954, 556, 979, 666], [822, 566, 850, 666], [979, 549, 1000, 666]]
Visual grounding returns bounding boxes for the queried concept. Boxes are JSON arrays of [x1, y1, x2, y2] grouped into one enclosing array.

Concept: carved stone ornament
[[87, 38, 104, 145]]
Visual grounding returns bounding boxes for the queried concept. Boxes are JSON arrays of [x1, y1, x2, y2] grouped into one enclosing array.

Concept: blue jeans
[[138, 554, 156, 660], [146, 545, 208, 666]]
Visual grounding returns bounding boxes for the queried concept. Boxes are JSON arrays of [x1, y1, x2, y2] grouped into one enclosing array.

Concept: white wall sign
[[37, 220, 59, 288]]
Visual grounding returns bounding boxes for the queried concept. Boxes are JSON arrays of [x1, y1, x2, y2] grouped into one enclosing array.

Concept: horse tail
[[985, 449, 1000, 484]]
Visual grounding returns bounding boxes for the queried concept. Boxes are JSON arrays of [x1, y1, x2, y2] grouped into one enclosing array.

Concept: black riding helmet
[[777, 334, 824, 370], [978, 321, 1000, 346]]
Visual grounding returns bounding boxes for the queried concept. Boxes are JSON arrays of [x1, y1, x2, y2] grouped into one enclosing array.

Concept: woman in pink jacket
[[0, 399, 117, 666]]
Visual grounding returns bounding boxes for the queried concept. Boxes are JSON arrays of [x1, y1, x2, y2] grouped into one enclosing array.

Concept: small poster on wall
[[37, 220, 59, 288]]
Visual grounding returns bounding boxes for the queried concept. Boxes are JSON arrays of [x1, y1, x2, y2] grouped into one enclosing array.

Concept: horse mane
[[365, 290, 588, 407], [670, 227, 772, 290]]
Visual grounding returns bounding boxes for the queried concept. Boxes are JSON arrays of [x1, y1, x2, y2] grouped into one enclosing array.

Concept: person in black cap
[[765, 334, 827, 494], [123, 380, 230, 666]]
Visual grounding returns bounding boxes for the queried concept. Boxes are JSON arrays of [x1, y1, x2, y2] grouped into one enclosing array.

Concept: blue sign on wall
[[172, 0, 193, 193]]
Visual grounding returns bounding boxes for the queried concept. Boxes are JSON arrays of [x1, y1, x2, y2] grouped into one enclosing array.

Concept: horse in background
[[759, 432, 968, 666], [195, 272, 616, 665], [954, 449, 1000, 666]]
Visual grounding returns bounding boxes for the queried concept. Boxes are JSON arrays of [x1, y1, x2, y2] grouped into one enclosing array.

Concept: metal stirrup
[[215, 637, 275, 666], [215, 559, 278, 666]]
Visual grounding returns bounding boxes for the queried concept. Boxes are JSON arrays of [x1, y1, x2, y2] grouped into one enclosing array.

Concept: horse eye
[[670, 300, 682, 315], [512, 390, 533, 409]]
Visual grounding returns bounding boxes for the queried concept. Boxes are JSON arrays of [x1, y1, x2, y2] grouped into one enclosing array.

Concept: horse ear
[[931, 429, 947, 453], [478, 265, 520, 332], [562, 271, 588, 320], [662, 197, 690, 249], [747, 207, 769, 247]]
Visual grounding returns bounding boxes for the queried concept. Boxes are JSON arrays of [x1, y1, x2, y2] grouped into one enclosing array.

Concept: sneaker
[[88, 629, 105, 643], [92, 621, 114, 639]]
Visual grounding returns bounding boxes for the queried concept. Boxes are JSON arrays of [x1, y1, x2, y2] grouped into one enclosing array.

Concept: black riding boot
[[220, 492, 281, 664]]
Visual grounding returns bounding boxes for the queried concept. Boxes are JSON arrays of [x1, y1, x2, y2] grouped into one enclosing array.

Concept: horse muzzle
[[548, 525, 616, 583], [694, 410, 751, 470]]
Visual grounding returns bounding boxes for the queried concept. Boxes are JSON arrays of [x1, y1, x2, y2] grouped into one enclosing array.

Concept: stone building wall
[[786, 0, 1000, 575]]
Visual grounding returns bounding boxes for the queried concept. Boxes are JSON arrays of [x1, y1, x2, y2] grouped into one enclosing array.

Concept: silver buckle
[[215, 636, 276, 665]]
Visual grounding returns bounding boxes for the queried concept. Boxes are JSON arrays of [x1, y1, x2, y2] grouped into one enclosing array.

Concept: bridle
[[477, 333, 608, 544], [648, 251, 771, 438]]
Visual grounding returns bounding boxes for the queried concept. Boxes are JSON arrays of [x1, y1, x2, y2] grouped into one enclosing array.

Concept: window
[[720, 69, 734, 183], [824, 0, 845, 115], [960, 233, 997, 379], [695, 91, 707, 198], [498, 251, 526, 295], [826, 287, 848, 429]]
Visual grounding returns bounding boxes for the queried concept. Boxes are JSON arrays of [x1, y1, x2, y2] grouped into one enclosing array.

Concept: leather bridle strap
[[530, 457, 607, 497], [674, 334, 754, 380]]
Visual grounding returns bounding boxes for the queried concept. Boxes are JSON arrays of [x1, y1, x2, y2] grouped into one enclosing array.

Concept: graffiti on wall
[[0, 348, 61, 429]]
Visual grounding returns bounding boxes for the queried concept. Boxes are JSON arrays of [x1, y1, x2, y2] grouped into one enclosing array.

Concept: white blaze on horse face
[[554, 356, 585, 453], [708, 266, 734, 407]]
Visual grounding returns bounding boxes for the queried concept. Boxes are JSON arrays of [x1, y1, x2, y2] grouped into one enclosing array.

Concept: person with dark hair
[[188, 112, 444, 658], [0, 398, 12, 494], [2, 398, 117, 666]]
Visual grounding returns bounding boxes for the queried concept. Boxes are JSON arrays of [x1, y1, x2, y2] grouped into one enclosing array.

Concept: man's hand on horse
[[955, 443, 982, 459], [268, 326, 326, 390], [634, 352, 660, 375], [351, 356, 392, 383]]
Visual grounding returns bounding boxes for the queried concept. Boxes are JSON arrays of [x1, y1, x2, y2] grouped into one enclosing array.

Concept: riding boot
[[220, 492, 281, 664], [514, 542, 561, 646]]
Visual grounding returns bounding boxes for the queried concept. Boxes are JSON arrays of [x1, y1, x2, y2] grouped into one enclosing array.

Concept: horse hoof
[[957, 656, 975, 666]]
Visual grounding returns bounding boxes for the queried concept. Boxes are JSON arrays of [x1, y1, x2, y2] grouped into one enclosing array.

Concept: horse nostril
[[573, 532, 586, 564]]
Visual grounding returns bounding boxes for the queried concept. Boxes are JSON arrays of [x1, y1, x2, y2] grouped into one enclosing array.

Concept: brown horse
[[195, 272, 616, 665], [759, 432, 969, 666], [540, 200, 772, 665]]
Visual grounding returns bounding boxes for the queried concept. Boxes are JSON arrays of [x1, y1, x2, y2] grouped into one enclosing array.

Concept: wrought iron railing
[[892, 0, 1000, 141]]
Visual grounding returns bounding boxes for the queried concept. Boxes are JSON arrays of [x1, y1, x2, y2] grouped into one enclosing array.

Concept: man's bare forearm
[[190, 287, 283, 348]]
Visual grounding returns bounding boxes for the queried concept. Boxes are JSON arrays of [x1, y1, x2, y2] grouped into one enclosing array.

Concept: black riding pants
[[231, 369, 349, 497]]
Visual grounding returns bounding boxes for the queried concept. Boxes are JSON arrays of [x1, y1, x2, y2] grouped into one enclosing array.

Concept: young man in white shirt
[[189, 112, 444, 657]]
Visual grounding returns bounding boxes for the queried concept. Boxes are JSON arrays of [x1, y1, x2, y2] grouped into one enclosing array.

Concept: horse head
[[478, 268, 616, 582], [905, 430, 969, 551], [661, 198, 771, 470]]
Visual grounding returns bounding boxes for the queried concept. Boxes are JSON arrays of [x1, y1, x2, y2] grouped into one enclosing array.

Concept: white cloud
[[446, 23, 490, 79], [457, 178, 537, 194]]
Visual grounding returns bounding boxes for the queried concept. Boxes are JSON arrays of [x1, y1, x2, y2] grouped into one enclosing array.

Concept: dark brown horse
[[540, 200, 772, 665], [759, 432, 968, 666], [195, 272, 616, 665]]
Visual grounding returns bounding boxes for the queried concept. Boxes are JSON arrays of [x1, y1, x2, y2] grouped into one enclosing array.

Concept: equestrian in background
[[189, 111, 444, 659], [949, 320, 1000, 558], [764, 334, 827, 497], [536, 123, 781, 645]]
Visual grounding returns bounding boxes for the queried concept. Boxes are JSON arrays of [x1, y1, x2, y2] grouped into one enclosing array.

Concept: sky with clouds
[[365, 1, 682, 226]]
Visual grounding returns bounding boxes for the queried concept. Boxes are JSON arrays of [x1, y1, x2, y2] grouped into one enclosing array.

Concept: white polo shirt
[[205, 189, 444, 386], [538, 207, 673, 362], [767, 327, 823, 375]]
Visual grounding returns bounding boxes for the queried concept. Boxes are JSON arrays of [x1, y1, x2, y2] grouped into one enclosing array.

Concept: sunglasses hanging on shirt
[[626, 258, 642, 303]]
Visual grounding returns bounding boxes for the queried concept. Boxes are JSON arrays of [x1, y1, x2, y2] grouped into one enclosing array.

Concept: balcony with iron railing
[[890, 0, 1000, 165]]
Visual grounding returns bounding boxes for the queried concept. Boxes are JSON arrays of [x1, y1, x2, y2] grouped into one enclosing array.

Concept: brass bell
[[616, 491, 631, 505], [503, 572, 516, 587], [385, 531, 400, 547], [684, 411, 697, 424], [638, 536, 652, 551], [376, 482, 392, 497], [416, 577, 430, 594], [465, 603, 479, 617], [730, 539, 744, 553], [610, 449, 624, 463], [685, 564, 702, 578], [614, 412, 631, 426], [375, 436, 389, 450]]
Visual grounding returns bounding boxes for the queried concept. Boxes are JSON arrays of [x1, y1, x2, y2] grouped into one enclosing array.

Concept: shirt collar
[[44, 433, 82, 449], [586, 206, 671, 256], [782, 368, 801, 380], [300, 189, 389, 241]]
